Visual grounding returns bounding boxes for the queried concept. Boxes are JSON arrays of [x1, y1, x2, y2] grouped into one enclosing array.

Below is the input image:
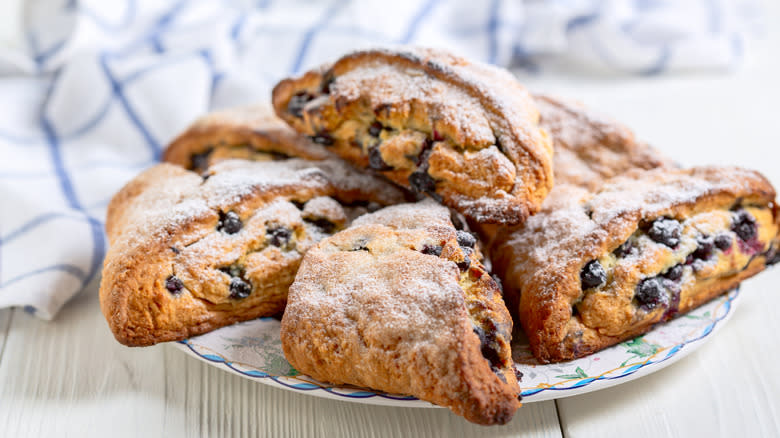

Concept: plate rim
[[172, 288, 739, 405]]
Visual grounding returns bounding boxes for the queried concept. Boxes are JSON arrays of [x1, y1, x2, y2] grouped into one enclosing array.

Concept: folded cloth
[[0, 0, 762, 319]]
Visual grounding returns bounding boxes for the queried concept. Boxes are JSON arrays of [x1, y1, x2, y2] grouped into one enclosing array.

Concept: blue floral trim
[[178, 288, 737, 402]]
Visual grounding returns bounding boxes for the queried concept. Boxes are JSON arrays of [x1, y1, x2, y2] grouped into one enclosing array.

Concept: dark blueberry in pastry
[[663, 264, 684, 281], [368, 121, 383, 137], [165, 275, 184, 294], [692, 235, 714, 260], [613, 241, 636, 257], [310, 133, 334, 146], [457, 247, 473, 271], [635, 277, 669, 309], [580, 260, 606, 289], [305, 218, 337, 234], [368, 146, 391, 170], [220, 264, 244, 278], [732, 210, 757, 241], [229, 277, 252, 299], [456, 230, 476, 248], [268, 226, 292, 247], [421, 244, 443, 257], [320, 74, 335, 94], [190, 149, 213, 172], [287, 92, 314, 117], [218, 211, 242, 234], [473, 325, 501, 370], [647, 217, 681, 247], [714, 234, 732, 251], [408, 169, 437, 195]]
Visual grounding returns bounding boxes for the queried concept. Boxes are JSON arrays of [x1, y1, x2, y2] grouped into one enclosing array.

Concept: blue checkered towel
[[0, 0, 761, 319]]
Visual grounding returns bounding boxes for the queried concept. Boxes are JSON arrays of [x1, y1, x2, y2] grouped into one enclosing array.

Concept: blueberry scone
[[491, 167, 780, 363], [535, 94, 674, 191], [164, 104, 330, 173], [272, 47, 554, 224], [100, 159, 407, 346], [280, 201, 520, 425]]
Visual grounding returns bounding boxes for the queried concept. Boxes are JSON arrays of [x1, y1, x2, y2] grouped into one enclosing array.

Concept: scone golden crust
[[491, 167, 780, 363], [100, 159, 407, 346], [164, 105, 330, 173], [281, 201, 520, 425], [535, 94, 674, 191], [272, 47, 554, 224]]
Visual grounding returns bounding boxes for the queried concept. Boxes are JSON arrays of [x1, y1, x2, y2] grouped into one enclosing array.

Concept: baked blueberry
[[305, 218, 337, 234], [457, 247, 473, 271], [267, 226, 292, 247], [714, 234, 732, 251], [218, 211, 242, 234], [692, 235, 714, 260], [229, 277, 252, 299], [190, 149, 213, 172], [647, 217, 681, 247], [613, 241, 636, 257], [635, 277, 669, 309], [368, 146, 391, 170], [580, 260, 606, 289], [473, 325, 502, 370], [409, 169, 437, 195], [663, 264, 684, 281], [368, 121, 383, 137], [421, 244, 443, 257], [165, 275, 184, 294], [287, 92, 314, 117], [456, 230, 476, 248], [732, 210, 757, 242]]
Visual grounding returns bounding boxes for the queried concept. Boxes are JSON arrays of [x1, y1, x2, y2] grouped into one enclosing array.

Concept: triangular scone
[[164, 104, 330, 173], [281, 201, 520, 425], [491, 167, 780, 363], [100, 159, 407, 346], [534, 94, 675, 191], [272, 47, 554, 225]]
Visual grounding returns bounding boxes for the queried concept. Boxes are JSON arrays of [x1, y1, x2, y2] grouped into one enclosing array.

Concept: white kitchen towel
[[0, 0, 762, 319]]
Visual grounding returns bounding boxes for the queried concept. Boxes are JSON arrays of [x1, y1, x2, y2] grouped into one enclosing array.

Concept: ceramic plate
[[172, 288, 739, 406]]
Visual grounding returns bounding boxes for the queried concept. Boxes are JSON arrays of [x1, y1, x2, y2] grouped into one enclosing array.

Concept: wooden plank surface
[[2, 3, 779, 437], [0, 279, 562, 437]]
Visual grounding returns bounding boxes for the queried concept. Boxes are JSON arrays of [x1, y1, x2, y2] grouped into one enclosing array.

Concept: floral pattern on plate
[[173, 288, 739, 406]]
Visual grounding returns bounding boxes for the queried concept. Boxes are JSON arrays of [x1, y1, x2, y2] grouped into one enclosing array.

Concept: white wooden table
[[2, 7, 779, 438]]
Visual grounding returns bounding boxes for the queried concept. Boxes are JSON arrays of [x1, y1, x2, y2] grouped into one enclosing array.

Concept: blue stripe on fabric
[[290, 0, 346, 74], [99, 54, 162, 160], [1, 212, 90, 244], [149, 0, 190, 53], [42, 76, 81, 210], [0, 264, 87, 289], [84, 216, 106, 289], [33, 39, 68, 68], [230, 14, 247, 41], [40, 71, 108, 292], [0, 159, 154, 179], [565, 12, 599, 33], [399, 0, 441, 44], [638, 45, 670, 76], [486, 0, 501, 64]]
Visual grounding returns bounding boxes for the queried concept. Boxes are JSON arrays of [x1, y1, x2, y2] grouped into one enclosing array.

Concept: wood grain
[[0, 280, 562, 437]]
